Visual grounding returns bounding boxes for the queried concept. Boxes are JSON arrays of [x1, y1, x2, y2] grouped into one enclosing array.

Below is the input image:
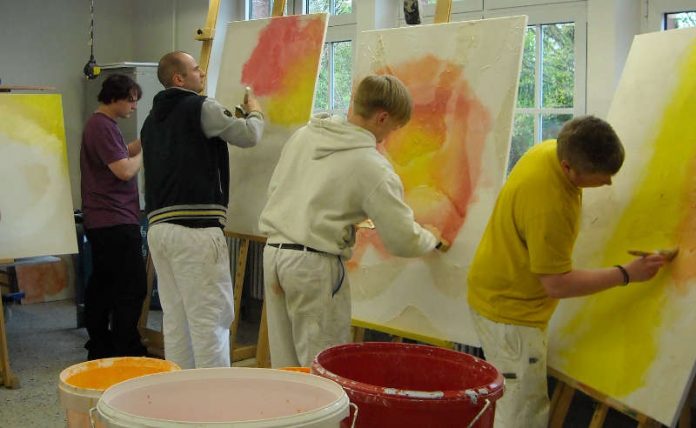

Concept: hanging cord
[[83, 0, 100, 79]]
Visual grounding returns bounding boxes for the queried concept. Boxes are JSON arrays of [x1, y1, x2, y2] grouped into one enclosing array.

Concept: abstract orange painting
[[215, 14, 328, 236], [349, 17, 527, 345]]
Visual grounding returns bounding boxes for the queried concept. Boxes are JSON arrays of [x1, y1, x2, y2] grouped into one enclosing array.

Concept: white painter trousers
[[471, 309, 549, 428], [263, 245, 351, 368], [147, 223, 234, 369]]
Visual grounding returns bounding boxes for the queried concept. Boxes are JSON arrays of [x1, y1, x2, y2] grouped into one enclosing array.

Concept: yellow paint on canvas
[[263, 57, 320, 126], [558, 42, 696, 396], [0, 94, 67, 158]]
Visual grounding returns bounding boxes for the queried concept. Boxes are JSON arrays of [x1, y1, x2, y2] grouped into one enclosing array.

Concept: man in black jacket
[[141, 51, 264, 369]]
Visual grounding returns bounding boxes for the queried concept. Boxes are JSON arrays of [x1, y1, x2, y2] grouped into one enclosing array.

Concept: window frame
[[486, 3, 587, 145], [646, 0, 696, 31]]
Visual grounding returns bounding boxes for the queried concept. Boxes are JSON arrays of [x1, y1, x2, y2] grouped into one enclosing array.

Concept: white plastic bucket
[[58, 357, 180, 428], [95, 367, 350, 427]]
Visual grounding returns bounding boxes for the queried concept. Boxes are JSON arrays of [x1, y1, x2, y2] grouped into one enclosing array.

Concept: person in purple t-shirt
[[80, 74, 147, 360]]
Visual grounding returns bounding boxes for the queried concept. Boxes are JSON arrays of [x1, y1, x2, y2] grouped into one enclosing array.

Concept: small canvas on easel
[[548, 27, 696, 426], [349, 16, 527, 345], [0, 94, 77, 259], [215, 13, 328, 236]]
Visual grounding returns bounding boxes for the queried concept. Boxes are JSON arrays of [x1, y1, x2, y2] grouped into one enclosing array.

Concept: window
[[247, 0, 289, 19], [664, 11, 696, 29], [314, 40, 353, 113], [307, 0, 352, 15], [509, 22, 576, 171]]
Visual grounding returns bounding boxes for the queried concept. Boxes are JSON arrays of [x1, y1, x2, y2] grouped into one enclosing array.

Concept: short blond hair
[[352, 75, 412, 125]]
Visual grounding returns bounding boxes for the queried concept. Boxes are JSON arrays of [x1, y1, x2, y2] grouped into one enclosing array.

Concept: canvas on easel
[[0, 94, 77, 260], [349, 16, 527, 345], [548, 27, 696, 427], [214, 13, 328, 236]]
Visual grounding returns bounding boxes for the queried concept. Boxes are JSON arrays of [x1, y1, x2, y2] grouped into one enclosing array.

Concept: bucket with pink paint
[[93, 367, 351, 427]]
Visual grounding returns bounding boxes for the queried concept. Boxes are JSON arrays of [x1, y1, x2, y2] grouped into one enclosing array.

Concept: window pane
[[249, 0, 271, 19], [541, 23, 574, 108], [517, 26, 536, 108], [665, 12, 696, 29], [332, 41, 353, 110], [541, 113, 573, 141], [508, 113, 535, 173], [334, 0, 352, 15], [314, 44, 330, 112], [249, 0, 288, 18], [308, 0, 330, 14]]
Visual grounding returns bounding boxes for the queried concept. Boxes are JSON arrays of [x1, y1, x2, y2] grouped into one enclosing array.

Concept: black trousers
[[85, 224, 147, 359]]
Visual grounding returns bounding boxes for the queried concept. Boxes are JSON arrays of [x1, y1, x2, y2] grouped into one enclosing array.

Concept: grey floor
[[0, 300, 691, 427]]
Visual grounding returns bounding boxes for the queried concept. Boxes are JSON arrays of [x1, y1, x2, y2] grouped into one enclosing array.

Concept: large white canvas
[[349, 16, 527, 345], [0, 94, 77, 259], [548, 28, 696, 426], [215, 14, 328, 236]]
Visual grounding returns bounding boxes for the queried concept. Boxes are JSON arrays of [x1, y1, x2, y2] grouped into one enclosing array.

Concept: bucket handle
[[89, 406, 98, 428], [467, 398, 491, 428], [349, 402, 359, 428]]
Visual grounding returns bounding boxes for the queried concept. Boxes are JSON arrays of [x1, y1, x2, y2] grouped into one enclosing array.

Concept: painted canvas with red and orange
[[349, 16, 527, 345], [215, 14, 328, 235], [548, 28, 696, 426]]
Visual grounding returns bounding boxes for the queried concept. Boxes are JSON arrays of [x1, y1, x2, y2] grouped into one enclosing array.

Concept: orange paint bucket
[[58, 357, 180, 428]]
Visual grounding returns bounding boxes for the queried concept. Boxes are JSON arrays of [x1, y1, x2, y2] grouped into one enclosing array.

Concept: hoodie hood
[[151, 88, 202, 122], [311, 113, 376, 159]]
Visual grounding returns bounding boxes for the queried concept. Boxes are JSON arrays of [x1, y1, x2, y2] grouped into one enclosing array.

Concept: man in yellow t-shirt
[[467, 116, 667, 428]]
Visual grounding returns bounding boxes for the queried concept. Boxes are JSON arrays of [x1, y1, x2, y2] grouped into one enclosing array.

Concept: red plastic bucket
[[311, 342, 504, 428]]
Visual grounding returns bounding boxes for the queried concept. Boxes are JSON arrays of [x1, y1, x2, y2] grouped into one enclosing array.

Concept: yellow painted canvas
[[0, 94, 77, 259], [214, 14, 328, 236], [349, 17, 527, 345], [548, 28, 696, 426]]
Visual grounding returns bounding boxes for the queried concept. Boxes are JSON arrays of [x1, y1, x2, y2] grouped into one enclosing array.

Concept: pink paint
[[241, 15, 326, 96], [98, 368, 347, 424]]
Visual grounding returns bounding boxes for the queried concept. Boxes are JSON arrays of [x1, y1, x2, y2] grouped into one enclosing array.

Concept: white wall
[[586, 0, 642, 118]]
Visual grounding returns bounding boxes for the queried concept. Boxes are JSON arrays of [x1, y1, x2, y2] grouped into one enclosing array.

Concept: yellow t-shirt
[[468, 140, 581, 328]]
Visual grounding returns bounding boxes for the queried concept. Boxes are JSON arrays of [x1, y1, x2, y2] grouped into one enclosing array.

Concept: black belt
[[268, 243, 321, 253]]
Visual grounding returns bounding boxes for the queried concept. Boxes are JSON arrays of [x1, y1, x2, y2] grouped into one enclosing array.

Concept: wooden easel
[[0, 260, 20, 389], [549, 367, 695, 428], [0, 85, 55, 389]]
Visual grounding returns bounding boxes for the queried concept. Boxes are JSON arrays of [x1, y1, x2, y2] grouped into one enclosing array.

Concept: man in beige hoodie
[[259, 75, 446, 368]]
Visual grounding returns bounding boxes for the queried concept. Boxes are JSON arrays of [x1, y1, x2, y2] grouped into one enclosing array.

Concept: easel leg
[[255, 301, 270, 368], [229, 238, 250, 355], [589, 403, 609, 428], [352, 326, 365, 343], [549, 381, 575, 428], [0, 298, 20, 389]]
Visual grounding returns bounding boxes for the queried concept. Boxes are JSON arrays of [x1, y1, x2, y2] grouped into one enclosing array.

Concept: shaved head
[[157, 51, 189, 88]]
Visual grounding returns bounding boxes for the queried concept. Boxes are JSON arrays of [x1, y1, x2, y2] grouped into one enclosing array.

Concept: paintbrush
[[627, 248, 679, 261]]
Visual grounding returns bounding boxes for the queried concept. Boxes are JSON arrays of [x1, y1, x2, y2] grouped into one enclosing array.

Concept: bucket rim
[[311, 342, 504, 403], [59, 357, 181, 391], [96, 367, 350, 426]]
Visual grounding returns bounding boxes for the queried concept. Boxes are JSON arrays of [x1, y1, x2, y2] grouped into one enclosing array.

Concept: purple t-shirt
[[80, 112, 140, 229]]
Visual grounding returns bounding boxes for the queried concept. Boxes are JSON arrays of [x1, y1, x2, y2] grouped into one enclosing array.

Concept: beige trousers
[[263, 245, 351, 368], [147, 223, 234, 369], [471, 310, 550, 428]]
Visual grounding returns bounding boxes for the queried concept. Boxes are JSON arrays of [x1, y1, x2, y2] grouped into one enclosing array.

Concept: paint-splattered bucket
[[94, 367, 350, 427], [311, 342, 504, 428], [58, 357, 180, 428]]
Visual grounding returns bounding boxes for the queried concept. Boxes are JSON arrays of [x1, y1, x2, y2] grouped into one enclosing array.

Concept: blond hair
[[352, 75, 412, 125]]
